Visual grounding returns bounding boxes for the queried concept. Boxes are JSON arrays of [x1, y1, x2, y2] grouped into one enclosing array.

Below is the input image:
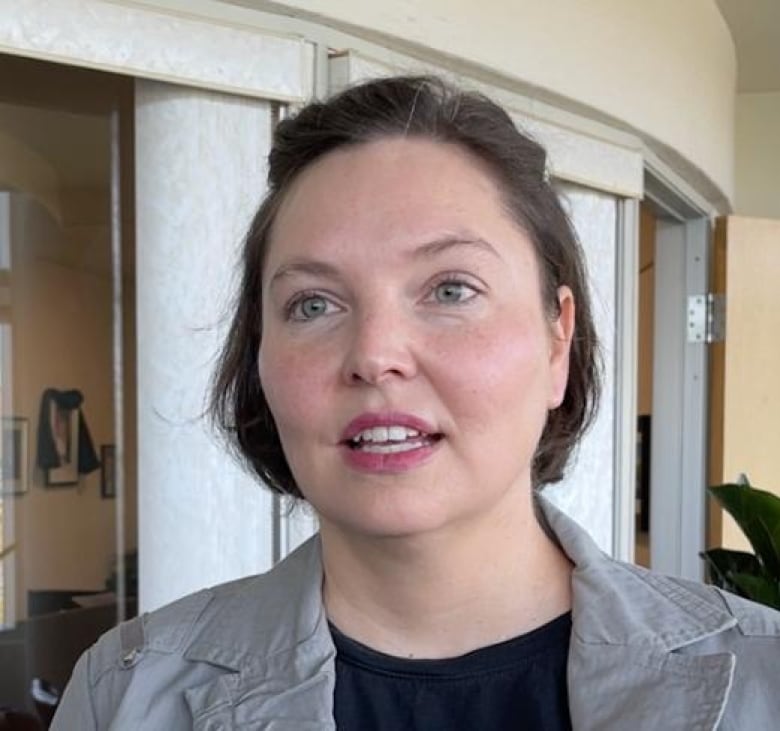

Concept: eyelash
[[283, 290, 340, 322], [424, 273, 482, 305]]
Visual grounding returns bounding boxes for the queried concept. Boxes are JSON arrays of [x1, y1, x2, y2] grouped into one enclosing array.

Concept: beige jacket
[[52, 498, 780, 730]]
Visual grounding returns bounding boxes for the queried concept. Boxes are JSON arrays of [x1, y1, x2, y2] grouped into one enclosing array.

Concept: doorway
[[0, 54, 135, 719], [634, 204, 655, 567], [632, 169, 713, 580]]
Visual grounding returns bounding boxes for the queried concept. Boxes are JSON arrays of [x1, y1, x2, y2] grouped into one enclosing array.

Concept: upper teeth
[[351, 426, 422, 443]]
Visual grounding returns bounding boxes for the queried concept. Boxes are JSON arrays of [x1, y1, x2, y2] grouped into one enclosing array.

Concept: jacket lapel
[[539, 496, 737, 730], [179, 499, 740, 730], [567, 638, 734, 730], [184, 654, 336, 730], [182, 536, 337, 730]]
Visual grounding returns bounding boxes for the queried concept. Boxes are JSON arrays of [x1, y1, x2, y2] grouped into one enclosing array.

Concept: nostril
[[348, 369, 372, 385], [345, 361, 413, 386], [341, 326, 417, 385]]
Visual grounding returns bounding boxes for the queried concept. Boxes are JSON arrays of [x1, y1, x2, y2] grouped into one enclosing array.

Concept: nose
[[341, 308, 418, 386]]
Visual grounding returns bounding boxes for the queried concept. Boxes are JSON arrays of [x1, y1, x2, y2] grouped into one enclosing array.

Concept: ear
[[547, 285, 575, 410]]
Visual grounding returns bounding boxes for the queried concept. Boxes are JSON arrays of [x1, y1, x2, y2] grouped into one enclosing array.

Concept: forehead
[[264, 137, 530, 274]]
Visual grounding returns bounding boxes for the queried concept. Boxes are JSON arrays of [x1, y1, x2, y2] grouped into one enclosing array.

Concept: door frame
[[644, 163, 715, 580], [612, 197, 639, 562]]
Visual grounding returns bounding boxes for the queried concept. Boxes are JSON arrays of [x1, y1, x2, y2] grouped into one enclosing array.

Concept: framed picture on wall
[[101, 444, 116, 498], [45, 403, 79, 486], [1, 416, 29, 495]]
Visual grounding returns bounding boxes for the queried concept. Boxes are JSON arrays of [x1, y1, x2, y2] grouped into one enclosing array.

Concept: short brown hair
[[210, 75, 601, 495]]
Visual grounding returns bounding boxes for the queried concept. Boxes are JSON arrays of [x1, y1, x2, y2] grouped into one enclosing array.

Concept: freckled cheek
[[258, 344, 332, 435], [428, 323, 549, 418]]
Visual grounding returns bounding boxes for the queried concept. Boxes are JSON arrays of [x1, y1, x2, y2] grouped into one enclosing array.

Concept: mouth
[[344, 425, 443, 454], [340, 413, 444, 454]]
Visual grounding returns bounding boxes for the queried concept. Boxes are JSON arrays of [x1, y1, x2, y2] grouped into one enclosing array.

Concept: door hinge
[[687, 294, 726, 344]]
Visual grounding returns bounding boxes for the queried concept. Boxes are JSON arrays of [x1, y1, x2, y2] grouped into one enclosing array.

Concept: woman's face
[[259, 137, 573, 540]]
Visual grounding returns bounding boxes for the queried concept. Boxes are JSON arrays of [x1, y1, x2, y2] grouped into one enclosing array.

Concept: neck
[[320, 491, 572, 659]]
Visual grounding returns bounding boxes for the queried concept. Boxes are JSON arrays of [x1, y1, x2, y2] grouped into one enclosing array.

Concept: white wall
[[734, 92, 780, 219], [545, 185, 617, 552], [135, 81, 275, 611], [239, 0, 736, 204]]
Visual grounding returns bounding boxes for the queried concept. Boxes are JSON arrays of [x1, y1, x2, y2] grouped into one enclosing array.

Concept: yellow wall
[[721, 216, 780, 549], [8, 191, 135, 620], [0, 57, 137, 622]]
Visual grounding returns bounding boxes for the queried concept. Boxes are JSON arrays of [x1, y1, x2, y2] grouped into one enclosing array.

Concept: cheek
[[432, 317, 551, 426], [258, 340, 329, 437]]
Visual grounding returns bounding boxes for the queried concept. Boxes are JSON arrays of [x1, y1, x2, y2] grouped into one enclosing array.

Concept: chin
[[314, 492, 457, 542]]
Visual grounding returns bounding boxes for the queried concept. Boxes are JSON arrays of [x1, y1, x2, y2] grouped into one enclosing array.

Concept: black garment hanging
[[36, 388, 100, 475]]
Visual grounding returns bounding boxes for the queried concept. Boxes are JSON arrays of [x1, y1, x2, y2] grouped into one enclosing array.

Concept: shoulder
[[604, 557, 780, 691], [569, 544, 780, 653], [52, 541, 325, 731], [537, 496, 780, 646], [609, 557, 780, 631], [71, 572, 261, 693], [95, 533, 326, 676], [622, 560, 780, 637], [712, 586, 780, 637], [51, 576, 265, 730], [53, 536, 326, 730]]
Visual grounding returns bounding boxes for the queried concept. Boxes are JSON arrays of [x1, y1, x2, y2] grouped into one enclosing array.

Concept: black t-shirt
[[331, 611, 572, 730]]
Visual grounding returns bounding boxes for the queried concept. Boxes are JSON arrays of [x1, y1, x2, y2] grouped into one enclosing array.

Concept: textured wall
[[135, 81, 274, 611], [0, 0, 307, 101], [545, 184, 617, 553]]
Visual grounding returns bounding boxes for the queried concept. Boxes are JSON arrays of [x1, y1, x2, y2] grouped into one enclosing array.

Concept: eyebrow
[[411, 235, 501, 260], [268, 235, 501, 288], [268, 259, 343, 289]]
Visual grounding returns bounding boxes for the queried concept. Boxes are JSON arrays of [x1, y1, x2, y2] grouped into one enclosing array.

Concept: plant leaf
[[701, 548, 762, 595], [763, 516, 780, 571], [709, 484, 780, 576]]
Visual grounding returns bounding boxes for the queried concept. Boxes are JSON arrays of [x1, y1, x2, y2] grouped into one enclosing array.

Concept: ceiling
[[716, 0, 780, 93], [0, 102, 110, 189], [0, 55, 120, 191]]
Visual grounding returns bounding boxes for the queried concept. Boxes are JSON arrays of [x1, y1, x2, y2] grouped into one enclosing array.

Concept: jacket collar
[[539, 495, 737, 730], [185, 533, 328, 671], [538, 494, 737, 650], [183, 498, 738, 730], [183, 535, 337, 729]]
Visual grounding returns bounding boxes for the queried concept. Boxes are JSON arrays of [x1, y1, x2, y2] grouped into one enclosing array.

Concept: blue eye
[[432, 281, 477, 304], [289, 294, 333, 321]]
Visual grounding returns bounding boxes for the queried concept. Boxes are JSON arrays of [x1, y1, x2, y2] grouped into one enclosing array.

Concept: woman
[[53, 76, 779, 730]]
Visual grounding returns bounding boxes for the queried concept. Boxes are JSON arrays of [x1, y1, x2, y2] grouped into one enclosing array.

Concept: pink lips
[[340, 411, 441, 474], [340, 412, 438, 442]]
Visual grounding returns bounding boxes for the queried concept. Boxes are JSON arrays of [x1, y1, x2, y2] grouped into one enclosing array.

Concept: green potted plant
[[701, 480, 780, 610]]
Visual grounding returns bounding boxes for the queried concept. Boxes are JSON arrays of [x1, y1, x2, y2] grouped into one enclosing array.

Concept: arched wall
[[239, 0, 737, 205]]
